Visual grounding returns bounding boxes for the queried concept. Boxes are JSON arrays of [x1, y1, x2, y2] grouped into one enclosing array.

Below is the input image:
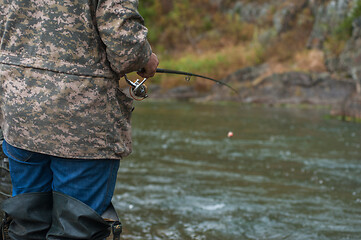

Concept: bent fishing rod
[[124, 68, 238, 100]]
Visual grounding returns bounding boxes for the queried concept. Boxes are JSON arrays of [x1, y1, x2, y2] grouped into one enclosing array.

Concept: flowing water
[[113, 101, 361, 240]]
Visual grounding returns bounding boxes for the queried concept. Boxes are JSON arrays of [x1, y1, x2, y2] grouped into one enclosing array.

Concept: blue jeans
[[2, 140, 120, 215]]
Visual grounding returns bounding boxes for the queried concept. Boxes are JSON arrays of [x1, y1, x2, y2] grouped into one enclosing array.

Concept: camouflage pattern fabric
[[0, 0, 152, 159]]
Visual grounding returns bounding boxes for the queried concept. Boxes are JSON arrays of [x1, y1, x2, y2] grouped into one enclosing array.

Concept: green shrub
[[138, 0, 252, 53], [333, 0, 361, 40]]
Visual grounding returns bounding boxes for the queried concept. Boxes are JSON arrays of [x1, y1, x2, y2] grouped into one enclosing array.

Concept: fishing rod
[[124, 68, 238, 100]]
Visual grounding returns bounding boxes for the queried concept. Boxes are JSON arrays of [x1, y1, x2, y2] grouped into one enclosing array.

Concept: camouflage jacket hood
[[0, 0, 152, 159]]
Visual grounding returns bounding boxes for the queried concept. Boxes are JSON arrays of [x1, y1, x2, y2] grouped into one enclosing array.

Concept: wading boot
[[101, 203, 122, 240], [1, 213, 11, 240], [1, 192, 52, 240], [0, 134, 11, 240], [0, 145, 12, 240], [47, 191, 114, 240], [1, 135, 12, 220]]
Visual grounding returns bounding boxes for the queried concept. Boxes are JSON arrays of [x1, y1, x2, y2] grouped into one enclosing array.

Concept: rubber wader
[[0, 133, 11, 240], [1, 192, 122, 240], [1, 132, 122, 240], [46, 191, 121, 240]]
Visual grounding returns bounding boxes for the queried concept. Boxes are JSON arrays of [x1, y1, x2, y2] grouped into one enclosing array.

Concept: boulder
[[210, 64, 270, 101], [342, 93, 361, 119], [223, 63, 269, 83], [212, 70, 356, 105], [273, 0, 308, 34], [230, 1, 275, 23], [337, 17, 361, 93], [307, 0, 354, 48], [247, 72, 356, 105]]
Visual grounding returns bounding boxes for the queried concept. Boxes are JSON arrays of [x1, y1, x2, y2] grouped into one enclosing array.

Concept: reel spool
[[124, 75, 148, 101]]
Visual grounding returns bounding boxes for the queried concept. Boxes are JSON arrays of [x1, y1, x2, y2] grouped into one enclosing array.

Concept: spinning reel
[[123, 68, 238, 101], [124, 74, 149, 101]]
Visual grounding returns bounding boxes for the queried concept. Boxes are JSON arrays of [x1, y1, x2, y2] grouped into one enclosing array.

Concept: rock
[[223, 63, 269, 83], [307, 0, 356, 49], [230, 1, 275, 23], [273, 0, 308, 34], [342, 93, 361, 119], [337, 17, 361, 93], [213, 70, 356, 105], [248, 72, 355, 105], [209, 64, 270, 101]]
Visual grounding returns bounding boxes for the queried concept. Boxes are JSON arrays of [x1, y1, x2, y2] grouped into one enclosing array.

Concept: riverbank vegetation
[[136, 1, 361, 121], [138, 1, 322, 89], [138, 0, 252, 89], [325, 0, 361, 56], [138, 0, 361, 92]]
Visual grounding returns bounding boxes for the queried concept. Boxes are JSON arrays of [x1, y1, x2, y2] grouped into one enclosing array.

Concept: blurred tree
[[160, 0, 173, 14]]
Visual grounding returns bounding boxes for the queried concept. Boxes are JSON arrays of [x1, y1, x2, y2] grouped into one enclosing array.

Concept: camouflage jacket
[[0, 0, 152, 159]]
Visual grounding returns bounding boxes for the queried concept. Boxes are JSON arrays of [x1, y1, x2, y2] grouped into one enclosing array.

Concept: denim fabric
[[2, 140, 120, 215]]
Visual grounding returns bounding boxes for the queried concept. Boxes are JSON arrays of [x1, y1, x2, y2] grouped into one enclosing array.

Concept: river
[[113, 101, 361, 240]]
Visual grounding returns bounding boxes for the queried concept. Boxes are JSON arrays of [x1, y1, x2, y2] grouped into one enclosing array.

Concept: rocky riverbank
[[149, 68, 360, 120], [148, 0, 361, 120]]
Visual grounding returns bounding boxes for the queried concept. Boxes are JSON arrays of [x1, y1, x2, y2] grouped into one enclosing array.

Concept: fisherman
[[0, 0, 158, 239]]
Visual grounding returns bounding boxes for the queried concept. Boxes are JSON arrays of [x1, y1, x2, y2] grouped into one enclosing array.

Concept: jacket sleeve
[[96, 0, 152, 75]]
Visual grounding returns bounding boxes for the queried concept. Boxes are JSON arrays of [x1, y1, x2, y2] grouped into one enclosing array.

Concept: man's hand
[[137, 53, 159, 78]]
